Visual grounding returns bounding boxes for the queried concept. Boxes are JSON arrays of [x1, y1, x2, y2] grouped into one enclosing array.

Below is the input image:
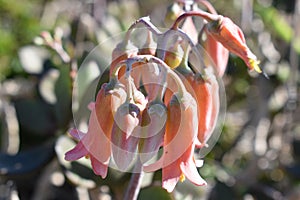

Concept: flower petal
[[65, 141, 88, 161], [138, 103, 166, 164], [111, 103, 140, 171], [162, 162, 181, 193], [90, 155, 108, 179], [180, 160, 206, 186], [143, 155, 164, 172], [85, 103, 111, 164], [69, 128, 85, 140]]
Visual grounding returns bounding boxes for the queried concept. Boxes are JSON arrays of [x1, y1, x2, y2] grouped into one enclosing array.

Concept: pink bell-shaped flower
[[144, 91, 206, 192], [65, 81, 126, 178]]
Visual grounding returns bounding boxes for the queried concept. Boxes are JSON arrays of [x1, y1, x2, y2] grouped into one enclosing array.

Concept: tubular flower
[[181, 17, 198, 44], [65, 103, 109, 178], [185, 68, 220, 147], [111, 102, 141, 171], [111, 79, 148, 171], [207, 16, 262, 73], [64, 0, 262, 193], [138, 31, 157, 56], [138, 101, 166, 164], [94, 81, 127, 161], [144, 92, 206, 192], [65, 81, 126, 178], [203, 28, 229, 77]]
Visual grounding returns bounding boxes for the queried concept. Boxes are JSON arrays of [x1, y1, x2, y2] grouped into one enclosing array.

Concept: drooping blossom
[[203, 28, 229, 77], [140, 62, 166, 101], [65, 103, 110, 178], [65, 81, 126, 178], [181, 17, 198, 44], [111, 102, 141, 171], [138, 30, 157, 56], [184, 68, 220, 147], [207, 15, 262, 73], [111, 78, 148, 171], [138, 101, 166, 164], [144, 91, 206, 192]]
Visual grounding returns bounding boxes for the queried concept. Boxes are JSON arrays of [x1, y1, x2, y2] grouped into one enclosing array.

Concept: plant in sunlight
[[64, 0, 264, 199]]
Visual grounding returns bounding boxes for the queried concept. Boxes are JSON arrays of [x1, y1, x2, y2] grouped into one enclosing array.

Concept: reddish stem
[[171, 10, 219, 29], [123, 161, 143, 200]]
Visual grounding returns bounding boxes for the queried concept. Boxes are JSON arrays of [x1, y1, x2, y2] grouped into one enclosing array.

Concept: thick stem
[[148, 56, 188, 97], [171, 10, 219, 29], [125, 17, 162, 44], [123, 161, 144, 200], [110, 57, 147, 79], [173, 29, 205, 73]]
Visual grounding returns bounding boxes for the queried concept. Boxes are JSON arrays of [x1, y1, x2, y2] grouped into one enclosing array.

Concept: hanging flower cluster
[[65, 0, 263, 193]]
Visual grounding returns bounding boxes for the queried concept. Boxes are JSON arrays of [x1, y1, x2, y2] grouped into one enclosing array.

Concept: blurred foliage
[[0, 0, 300, 199]]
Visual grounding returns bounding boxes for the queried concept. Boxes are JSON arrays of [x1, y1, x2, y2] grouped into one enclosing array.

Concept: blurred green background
[[0, 0, 299, 199]]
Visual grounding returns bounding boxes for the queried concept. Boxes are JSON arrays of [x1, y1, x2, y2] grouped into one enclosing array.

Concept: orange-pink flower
[[185, 69, 220, 147], [65, 81, 126, 178], [207, 16, 262, 73], [111, 79, 148, 170], [65, 103, 110, 178], [138, 101, 166, 164], [144, 92, 206, 192], [203, 28, 229, 77], [111, 102, 141, 171]]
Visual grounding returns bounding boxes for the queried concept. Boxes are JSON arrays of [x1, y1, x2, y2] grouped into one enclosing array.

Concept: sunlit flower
[[65, 81, 126, 178], [144, 91, 206, 192], [138, 101, 166, 164], [65, 103, 110, 178], [185, 68, 220, 147], [203, 29, 229, 77], [111, 78, 148, 171], [111, 102, 141, 171], [110, 41, 138, 79], [207, 16, 262, 73]]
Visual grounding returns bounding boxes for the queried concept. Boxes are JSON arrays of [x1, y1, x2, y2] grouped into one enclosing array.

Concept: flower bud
[[138, 31, 157, 56], [164, 41, 184, 69]]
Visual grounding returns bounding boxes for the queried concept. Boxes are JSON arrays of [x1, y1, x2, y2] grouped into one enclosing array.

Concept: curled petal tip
[[64, 141, 88, 161], [249, 59, 262, 73], [69, 128, 85, 140]]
